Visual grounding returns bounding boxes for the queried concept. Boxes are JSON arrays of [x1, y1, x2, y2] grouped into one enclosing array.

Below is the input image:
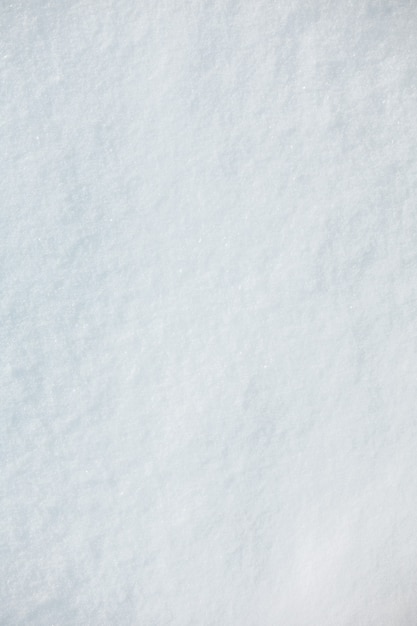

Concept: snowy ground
[[2, 1, 417, 624]]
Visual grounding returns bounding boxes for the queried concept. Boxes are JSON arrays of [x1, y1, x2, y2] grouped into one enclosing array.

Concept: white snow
[[2, 1, 417, 624]]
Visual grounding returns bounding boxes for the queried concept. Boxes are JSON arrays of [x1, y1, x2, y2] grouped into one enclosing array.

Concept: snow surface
[[2, 1, 417, 624]]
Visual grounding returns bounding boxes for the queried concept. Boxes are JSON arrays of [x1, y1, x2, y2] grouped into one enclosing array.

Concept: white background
[[1, 1, 417, 623]]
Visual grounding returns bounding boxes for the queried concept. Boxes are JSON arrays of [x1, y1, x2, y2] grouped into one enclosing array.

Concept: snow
[[1, 1, 417, 624]]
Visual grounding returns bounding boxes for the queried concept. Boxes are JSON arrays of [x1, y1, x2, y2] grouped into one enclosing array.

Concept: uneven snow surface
[[2, 1, 417, 624]]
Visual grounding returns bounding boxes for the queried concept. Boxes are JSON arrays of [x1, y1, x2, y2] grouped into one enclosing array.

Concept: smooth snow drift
[[1, 1, 417, 624]]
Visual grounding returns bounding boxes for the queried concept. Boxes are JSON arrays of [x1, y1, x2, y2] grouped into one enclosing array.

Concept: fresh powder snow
[[1, 1, 417, 624]]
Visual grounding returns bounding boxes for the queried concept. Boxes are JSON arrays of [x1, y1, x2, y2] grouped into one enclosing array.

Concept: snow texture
[[1, 1, 417, 624]]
